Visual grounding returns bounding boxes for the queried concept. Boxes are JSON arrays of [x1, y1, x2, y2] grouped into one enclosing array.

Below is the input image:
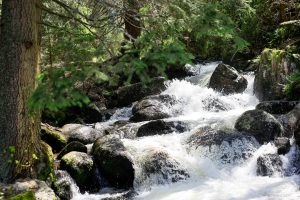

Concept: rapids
[[72, 62, 300, 200]]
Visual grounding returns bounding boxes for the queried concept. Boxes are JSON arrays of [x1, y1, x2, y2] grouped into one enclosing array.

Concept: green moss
[[10, 191, 36, 200], [38, 142, 55, 183]]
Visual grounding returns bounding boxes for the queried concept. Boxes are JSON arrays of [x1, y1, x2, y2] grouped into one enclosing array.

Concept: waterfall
[[71, 62, 300, 200]]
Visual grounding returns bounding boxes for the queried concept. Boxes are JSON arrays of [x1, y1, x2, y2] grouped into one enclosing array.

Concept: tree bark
[[0, 0, 42, 183], [124, 0, 141, 41]]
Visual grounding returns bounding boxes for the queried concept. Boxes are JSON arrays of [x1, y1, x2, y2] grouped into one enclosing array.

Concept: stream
[[72, 62, 300, 200]]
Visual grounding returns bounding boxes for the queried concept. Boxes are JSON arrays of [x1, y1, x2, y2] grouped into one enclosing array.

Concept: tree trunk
[[0, 0, 42, 183], [124, 0, 141, 41]]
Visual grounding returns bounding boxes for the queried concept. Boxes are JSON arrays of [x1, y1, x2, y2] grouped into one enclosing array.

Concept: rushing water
[[72, 62, 300, 200]]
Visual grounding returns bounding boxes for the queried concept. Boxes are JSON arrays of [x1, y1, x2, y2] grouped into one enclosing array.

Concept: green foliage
[[28, 65, 108, 112], [284, 70, 300, 100]]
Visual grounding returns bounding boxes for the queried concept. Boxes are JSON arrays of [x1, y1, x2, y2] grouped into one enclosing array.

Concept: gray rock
[[53, 170, 74, 200], [62, 124, 104, 144], [136, 120, 187, 137], [142, 149, 189, 184], [130, 94, 175, 122], [92, 135, 134, 189], [41, 123, 67, 153], [277, 104, 300, 140], [274, 137, 291, 155], [209, 63, 247, 94], [60, 152, 98, 192], [235, 109, 284, 144], [256, 101, 300, 114], [257, 154, 283, 176]]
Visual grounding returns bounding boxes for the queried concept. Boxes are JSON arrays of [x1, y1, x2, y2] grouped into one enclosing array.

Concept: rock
[[208, 63, 248, 94], [278, 103, 300, 140], [256, 101, 300, 114], [53, 170, 74, 200], [187, 127, 258, 164], [102, 122, 140, 139], [60, 152, 98, 192], [130, 95, 174, 122], [1, 179, 57, 200], [136, 120, 187, 137], [57, 141, 87, 160], [142, 149, 189, 184], [235, 109, 284, 144], [109, 77, 166, 108], [274, 137, 291, 155], [101, 190, 136, 200], [41, 123, 67, 153], [37, 142, 54, 182], [92, 135, 134, 189], [62, 124, 104, 144], [165, 64, 193, 80], [257, 154, 283, 176], [254, 49, 297, 101]]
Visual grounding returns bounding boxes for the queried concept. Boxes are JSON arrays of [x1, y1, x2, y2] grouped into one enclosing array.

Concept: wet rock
[[1, 179, 57, 200], [130, 95, 173, 122], [92, 135, 134, 189], [62, 124, 104, 144], [187, 127, 258, 164], [53, 170, 74, 200], [136, 120, 187, 137], [102, 122, 140, 139], [60, 152, 97, 192], [256, 101, 300, 114], [187, 127, 254, 147], [235, 109, 284, 144], [142, 149, 189, 183], [57, 141, 87, 160], [109, 77, 166, 108], [257, 154, 283, 176], [101, 190, 136, 200], [41, 123, 67, 153], [274, 137, 291, 155], [278, 104, 300, 140], [208, 63, 248, 94], [254, 49, 297, 101]]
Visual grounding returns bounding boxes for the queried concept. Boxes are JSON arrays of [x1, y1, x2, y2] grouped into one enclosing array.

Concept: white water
[[72, 62, 300, 200]]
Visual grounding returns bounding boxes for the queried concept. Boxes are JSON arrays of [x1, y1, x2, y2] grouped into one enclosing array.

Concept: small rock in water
[[257, 154, 283, 176], [56, 141, 87, 159], [274, 137, 291, 155], [235, 109, 284, 144], [208, 63, 248, 94], [53, 170, 74, 200], [136, 120, 187, 137]]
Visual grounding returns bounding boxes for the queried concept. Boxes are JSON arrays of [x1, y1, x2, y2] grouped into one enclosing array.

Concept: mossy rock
[[60, 152, 98, 192], [37, 142, 55, 182], [41, 123, 67, 153], [10, 191, 36, 200]]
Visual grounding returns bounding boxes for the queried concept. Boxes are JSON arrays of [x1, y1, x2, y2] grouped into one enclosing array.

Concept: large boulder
[[92, 135, 134, 189], [62, 124, 104, 144], [278, 103, 300, 140], [141, 149, 189, 184], [257, 154, 283, 176], [136, 120, 187, 137], [53, 170, 74, 200], [130, 95, 173, 122], [57, 141, 87, 160], [235, 109, 284, 144], [256, 101, 300, 114], [60, 152, 98, 192], [41, 123, 67, 153], [254, 49, 297, 101], [109, 77, 166, 108], [208, 63, 248, 94], [186, 127, 258, 165]]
